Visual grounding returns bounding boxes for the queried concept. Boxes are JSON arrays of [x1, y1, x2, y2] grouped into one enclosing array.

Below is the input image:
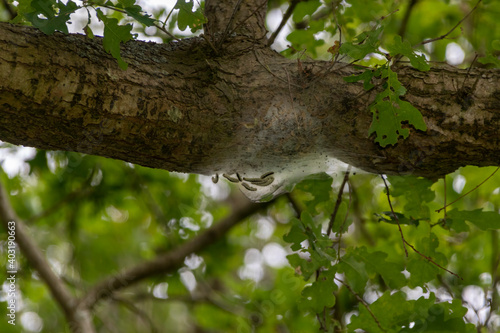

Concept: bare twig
[[0, 182, 95, 332], [217, 0, 243, 49], [403, 240, 462, 279], [327, 166, 351, 236], [398, 0, 419, 38], [436, 166, 500, 213], [381, 175, 408, 257], [267, 0, 300, 47], [79, 197, 272, 309], [286, 192, 302, 217], [415, 0, 482, 47], [381, 177, 462, 279], [228, 0, 268, 39], [337, 178, 353, 261], [335, 277, 386, 332]]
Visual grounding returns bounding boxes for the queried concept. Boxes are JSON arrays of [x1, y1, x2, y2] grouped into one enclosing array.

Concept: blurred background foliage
[[0, 0, 500, 332]]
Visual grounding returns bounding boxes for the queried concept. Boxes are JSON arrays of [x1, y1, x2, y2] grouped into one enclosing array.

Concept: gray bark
[[1, 22, 500, 181]]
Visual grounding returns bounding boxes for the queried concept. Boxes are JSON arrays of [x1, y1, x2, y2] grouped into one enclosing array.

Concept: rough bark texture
[[1, 21, 500, 180]]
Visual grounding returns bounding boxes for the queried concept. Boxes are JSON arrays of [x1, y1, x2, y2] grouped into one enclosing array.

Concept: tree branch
[[78, 195, 273, 309], [1, 23, 500, 181], [415, 0, 482, 47], [0, 181, 95, 333], [267, 0, 300, 46], [398, 0, 419, 38]]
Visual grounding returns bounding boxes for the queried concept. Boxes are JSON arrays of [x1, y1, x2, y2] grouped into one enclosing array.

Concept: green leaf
[[349, 292, 475, 333], [299, 270, 337, 313], [343, 67, 382, 90], [96, 8, 134, 70], [407, 258, 439, 287], [338, 247, 405, 293], [447, 208, 500, 230], [283, 217, 308, 251], [124, 5, 156, 26], [492, 40, 500, 51], [339, 26, 383, 60], [478, 53, 500, 68], [292, 0, 321, 23], [386, 35, 430, 71], [369, 68, 427, 147], [287, 253, 318, 280], [375, 211, 421, 226], [386, 176, 435, 218], [286, 29, 325, 57], [174, 0, 206, 32], [294, 174, 333, 215], [24, 0, 79, 34]]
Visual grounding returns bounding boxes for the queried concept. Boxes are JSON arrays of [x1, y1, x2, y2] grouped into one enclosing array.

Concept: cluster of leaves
[[12, 0, 205, 69], [340, 28, 429, 147], [280, 169, 500, 332]]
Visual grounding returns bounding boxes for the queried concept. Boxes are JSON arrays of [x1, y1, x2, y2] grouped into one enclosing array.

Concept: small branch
[[2, 0, 16, 21], [229, 0, 269, 39], [436, 166, 500, 213], [380, 177, 462, 279], [0, 181, 95, 332], [79, 197, 272, 309], [398, 0, 419, 38], [337, 178, 353, 261], [267, 0, 300, 47], [286, 192, 302, 217], [415, 0, 482, 47], [335, 277, 386, 332], [217, 0, 243, 49], [327, 166, 351, 236], [403, 240, 462, 280], [381, 175, 408, 257]]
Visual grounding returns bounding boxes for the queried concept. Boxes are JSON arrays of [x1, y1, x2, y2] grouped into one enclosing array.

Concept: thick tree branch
[[78, 194, 272, 309], [0, 181, 95, 333], [1, 22, 500, 181]]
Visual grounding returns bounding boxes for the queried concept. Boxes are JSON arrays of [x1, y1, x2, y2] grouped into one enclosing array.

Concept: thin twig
[[286, 193, 302, 217], [267, 0, 300, 47], [335, 277, 386, 332], [217, 0, 243, 49], [327, 166, 351, 236], [228, 0, 268, 38], [415, 0, 482, 47], [460, 53, 479, 91], [337, 178, 353, 261], [380, 177, 462, 279], [436, 166, 500, 213], [381, 175, 408, 257], [403, 240, 463, 280], [398, 0, 419, 38], [443, 176, 447, 224]]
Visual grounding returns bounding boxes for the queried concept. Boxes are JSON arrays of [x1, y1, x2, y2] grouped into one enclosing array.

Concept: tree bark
[[1, 21, 500, 181]]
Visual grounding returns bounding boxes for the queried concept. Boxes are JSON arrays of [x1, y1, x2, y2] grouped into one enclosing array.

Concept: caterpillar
[[241, 182, 257, 191], [223, 173, 240, 183], [212, 174, 219, 183]]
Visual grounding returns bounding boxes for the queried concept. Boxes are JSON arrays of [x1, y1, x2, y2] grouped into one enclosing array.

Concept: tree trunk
[[1, 21, 500, 183]]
